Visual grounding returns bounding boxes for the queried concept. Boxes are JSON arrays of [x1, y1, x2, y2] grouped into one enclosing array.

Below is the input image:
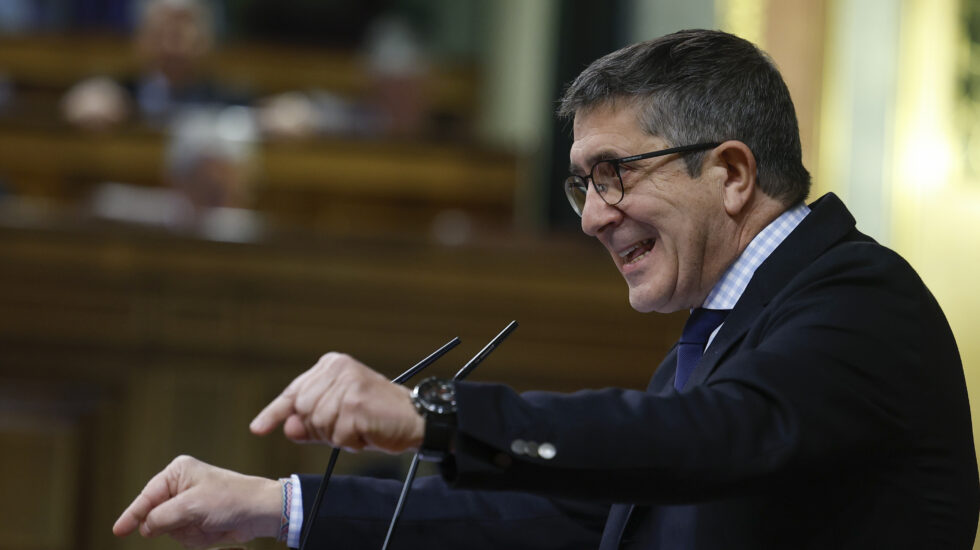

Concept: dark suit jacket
[[300, 194, 979, 549]]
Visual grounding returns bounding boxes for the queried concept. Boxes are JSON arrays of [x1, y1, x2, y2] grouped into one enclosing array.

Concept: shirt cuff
[[286, 474, 304, 548]]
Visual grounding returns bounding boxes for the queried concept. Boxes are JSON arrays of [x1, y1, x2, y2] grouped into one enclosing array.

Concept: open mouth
[[619, 239, 655, 265]]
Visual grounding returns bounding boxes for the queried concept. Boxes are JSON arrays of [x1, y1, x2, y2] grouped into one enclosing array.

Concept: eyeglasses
[[563, 142, 720, 216]]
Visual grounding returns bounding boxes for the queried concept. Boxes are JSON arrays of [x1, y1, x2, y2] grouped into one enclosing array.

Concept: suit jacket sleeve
[[297, 472, 607, 550], [441, 239, 975, 513]]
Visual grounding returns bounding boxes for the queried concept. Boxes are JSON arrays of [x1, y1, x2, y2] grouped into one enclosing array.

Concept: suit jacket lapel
[[599, 503, 634, 550], [648, 346, 678, 393], [686, 193, 858, 388], [601, 195, 861, 547]]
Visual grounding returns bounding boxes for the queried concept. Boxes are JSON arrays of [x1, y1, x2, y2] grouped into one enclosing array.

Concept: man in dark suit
[[114, 29, 979, 549]]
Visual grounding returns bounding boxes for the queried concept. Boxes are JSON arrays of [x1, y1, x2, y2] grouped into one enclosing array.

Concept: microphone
[[298, 336, 461, 550], [453, 320, 519, 380], [380, 320, 519, 550]]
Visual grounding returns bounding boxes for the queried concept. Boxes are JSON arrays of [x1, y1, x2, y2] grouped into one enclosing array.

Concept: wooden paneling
[[0, 222, 683, 549], [0, 384, 93, 550], [0, 223, 679, 388]]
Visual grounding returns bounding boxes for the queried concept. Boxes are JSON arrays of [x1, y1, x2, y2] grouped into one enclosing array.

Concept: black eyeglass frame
[[563, 142, 721, 216]]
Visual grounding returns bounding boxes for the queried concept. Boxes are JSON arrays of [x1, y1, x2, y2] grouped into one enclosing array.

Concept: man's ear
[[710, 140, 757, 217]]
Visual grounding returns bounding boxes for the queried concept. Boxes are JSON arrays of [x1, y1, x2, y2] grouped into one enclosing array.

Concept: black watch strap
[[419, 412, 456, 462], [411, 377, 458, 461]]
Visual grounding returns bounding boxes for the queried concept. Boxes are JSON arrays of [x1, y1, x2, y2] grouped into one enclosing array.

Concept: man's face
[[138, 4, 212, 83], [569, 104, 725, 313]]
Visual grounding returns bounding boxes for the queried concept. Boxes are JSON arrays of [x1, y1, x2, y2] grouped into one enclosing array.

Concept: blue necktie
[[674, 308, 730, 390]]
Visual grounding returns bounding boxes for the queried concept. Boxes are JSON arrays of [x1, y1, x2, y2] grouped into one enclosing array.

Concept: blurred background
[[0, 0, 978, 548]]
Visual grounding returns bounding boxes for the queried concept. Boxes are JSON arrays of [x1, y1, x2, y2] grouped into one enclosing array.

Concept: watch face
[[415, 378, 456, 415]]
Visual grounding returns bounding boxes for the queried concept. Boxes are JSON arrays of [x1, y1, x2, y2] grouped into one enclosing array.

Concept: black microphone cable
[[298, 336, 461, 550], [380, 320, 519, 550]]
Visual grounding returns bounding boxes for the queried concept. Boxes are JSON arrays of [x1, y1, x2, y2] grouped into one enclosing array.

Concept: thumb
[[141, 490, 198, 537]]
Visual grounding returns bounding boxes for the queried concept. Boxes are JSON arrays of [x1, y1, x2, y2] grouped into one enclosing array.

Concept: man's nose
[[580, 185, 620, 236]]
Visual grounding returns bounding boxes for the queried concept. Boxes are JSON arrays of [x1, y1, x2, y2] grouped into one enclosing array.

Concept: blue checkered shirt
[[701, 203, 810, 346]]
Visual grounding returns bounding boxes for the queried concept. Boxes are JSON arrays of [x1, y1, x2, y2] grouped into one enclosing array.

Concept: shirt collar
[[702, 202, 810, 310]]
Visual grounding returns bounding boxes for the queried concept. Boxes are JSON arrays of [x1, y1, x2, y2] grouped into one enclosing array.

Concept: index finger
[[250, 393, 296, 435], [112, 469, 175, 537], [250, 364, 321, 435]]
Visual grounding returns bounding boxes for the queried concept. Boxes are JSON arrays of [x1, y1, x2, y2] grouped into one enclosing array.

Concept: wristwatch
[[410, 377, 457, 461]]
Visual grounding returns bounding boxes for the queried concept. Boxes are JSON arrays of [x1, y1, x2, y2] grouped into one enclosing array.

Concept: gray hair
[[558, 29, 810, 205]]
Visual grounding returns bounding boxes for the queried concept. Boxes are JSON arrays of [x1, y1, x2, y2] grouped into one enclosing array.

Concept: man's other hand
[[249, 352, 424, 453], [112, 455, 281, 548]]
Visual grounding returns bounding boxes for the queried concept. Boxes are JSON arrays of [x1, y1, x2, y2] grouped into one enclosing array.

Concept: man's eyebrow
[[568, 150, 621, 174]]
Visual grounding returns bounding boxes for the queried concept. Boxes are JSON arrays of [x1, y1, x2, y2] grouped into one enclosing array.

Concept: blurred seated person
[[90, 106, 263, 242], [62, 0, 247, 131], [258, 14, 432, 141]]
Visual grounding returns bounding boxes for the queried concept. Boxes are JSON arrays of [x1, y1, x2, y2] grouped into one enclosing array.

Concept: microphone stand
[[380, 321, 519, 550], [298, 336, 461, 550]]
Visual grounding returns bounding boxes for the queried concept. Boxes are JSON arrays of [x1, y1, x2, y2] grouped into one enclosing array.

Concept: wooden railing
[[0, 33, 478, 116], [0, 125, 521, 235]]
